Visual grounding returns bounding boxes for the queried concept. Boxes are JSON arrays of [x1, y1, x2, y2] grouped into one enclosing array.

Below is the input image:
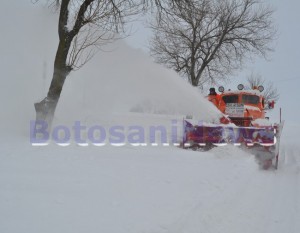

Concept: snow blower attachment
[[183, 84, 284, 169]]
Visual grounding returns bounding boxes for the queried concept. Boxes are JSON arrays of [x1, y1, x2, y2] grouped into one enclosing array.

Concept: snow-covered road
[[166, 144, 300, 233], [1, 138, 299, 233]]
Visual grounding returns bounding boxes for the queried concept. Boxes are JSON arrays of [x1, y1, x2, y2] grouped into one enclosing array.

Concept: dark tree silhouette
[[150, 0, 276, 87]]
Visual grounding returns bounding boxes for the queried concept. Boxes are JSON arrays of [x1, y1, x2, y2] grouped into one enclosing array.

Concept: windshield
[[222, 95, 238, 103], [242, 95, 259, 104]]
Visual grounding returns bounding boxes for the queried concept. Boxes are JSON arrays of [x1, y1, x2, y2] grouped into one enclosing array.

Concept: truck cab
[[208, 85, 268, 127]]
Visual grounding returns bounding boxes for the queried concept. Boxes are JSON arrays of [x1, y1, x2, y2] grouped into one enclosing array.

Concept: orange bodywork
[[208, 90, 266, 127]]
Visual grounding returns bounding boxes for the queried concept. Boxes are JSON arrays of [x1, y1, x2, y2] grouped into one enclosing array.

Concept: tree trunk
[[190, 70, 198, 86], [34, 38, 72, 131], [191, 78, 198, 86], [34, 68, 67, 130], [194, 65, 205, 87]]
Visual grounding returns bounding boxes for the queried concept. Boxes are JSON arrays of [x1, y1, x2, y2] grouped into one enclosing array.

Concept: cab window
[[242, 95, 259, 104], [222, 95, 238, 103]]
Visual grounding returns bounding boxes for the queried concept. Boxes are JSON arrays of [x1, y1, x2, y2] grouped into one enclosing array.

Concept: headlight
[[237, 84, 244, 90], [258, 85, 264, 92]]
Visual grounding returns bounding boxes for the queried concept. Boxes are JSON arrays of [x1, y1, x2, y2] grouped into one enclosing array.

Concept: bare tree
[[246, 72, 279, 103], [33, 0, 137, 128], [150, 0, 276, 87], [33, 0, 192, 129]]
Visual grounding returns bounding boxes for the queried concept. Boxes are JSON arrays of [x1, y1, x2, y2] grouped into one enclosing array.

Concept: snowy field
[[1, 118, 300, 233], [1, 2, 300, 233]]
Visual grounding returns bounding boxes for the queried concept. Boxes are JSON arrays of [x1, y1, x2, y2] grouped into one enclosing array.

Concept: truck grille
[[229, 117, 252, 127]]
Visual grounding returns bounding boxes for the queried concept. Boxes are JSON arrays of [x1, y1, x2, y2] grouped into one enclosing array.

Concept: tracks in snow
[[162, 144, 300, 233]]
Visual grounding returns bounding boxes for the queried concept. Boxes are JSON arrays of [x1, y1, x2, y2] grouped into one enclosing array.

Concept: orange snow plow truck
[[183, 84, 284, 169], [207, 84, 275, 127]]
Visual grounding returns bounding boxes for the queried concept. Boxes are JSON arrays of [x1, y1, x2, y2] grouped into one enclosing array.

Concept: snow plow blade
[[183, 120, 276, 146], [183, 120, 284, 169]]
